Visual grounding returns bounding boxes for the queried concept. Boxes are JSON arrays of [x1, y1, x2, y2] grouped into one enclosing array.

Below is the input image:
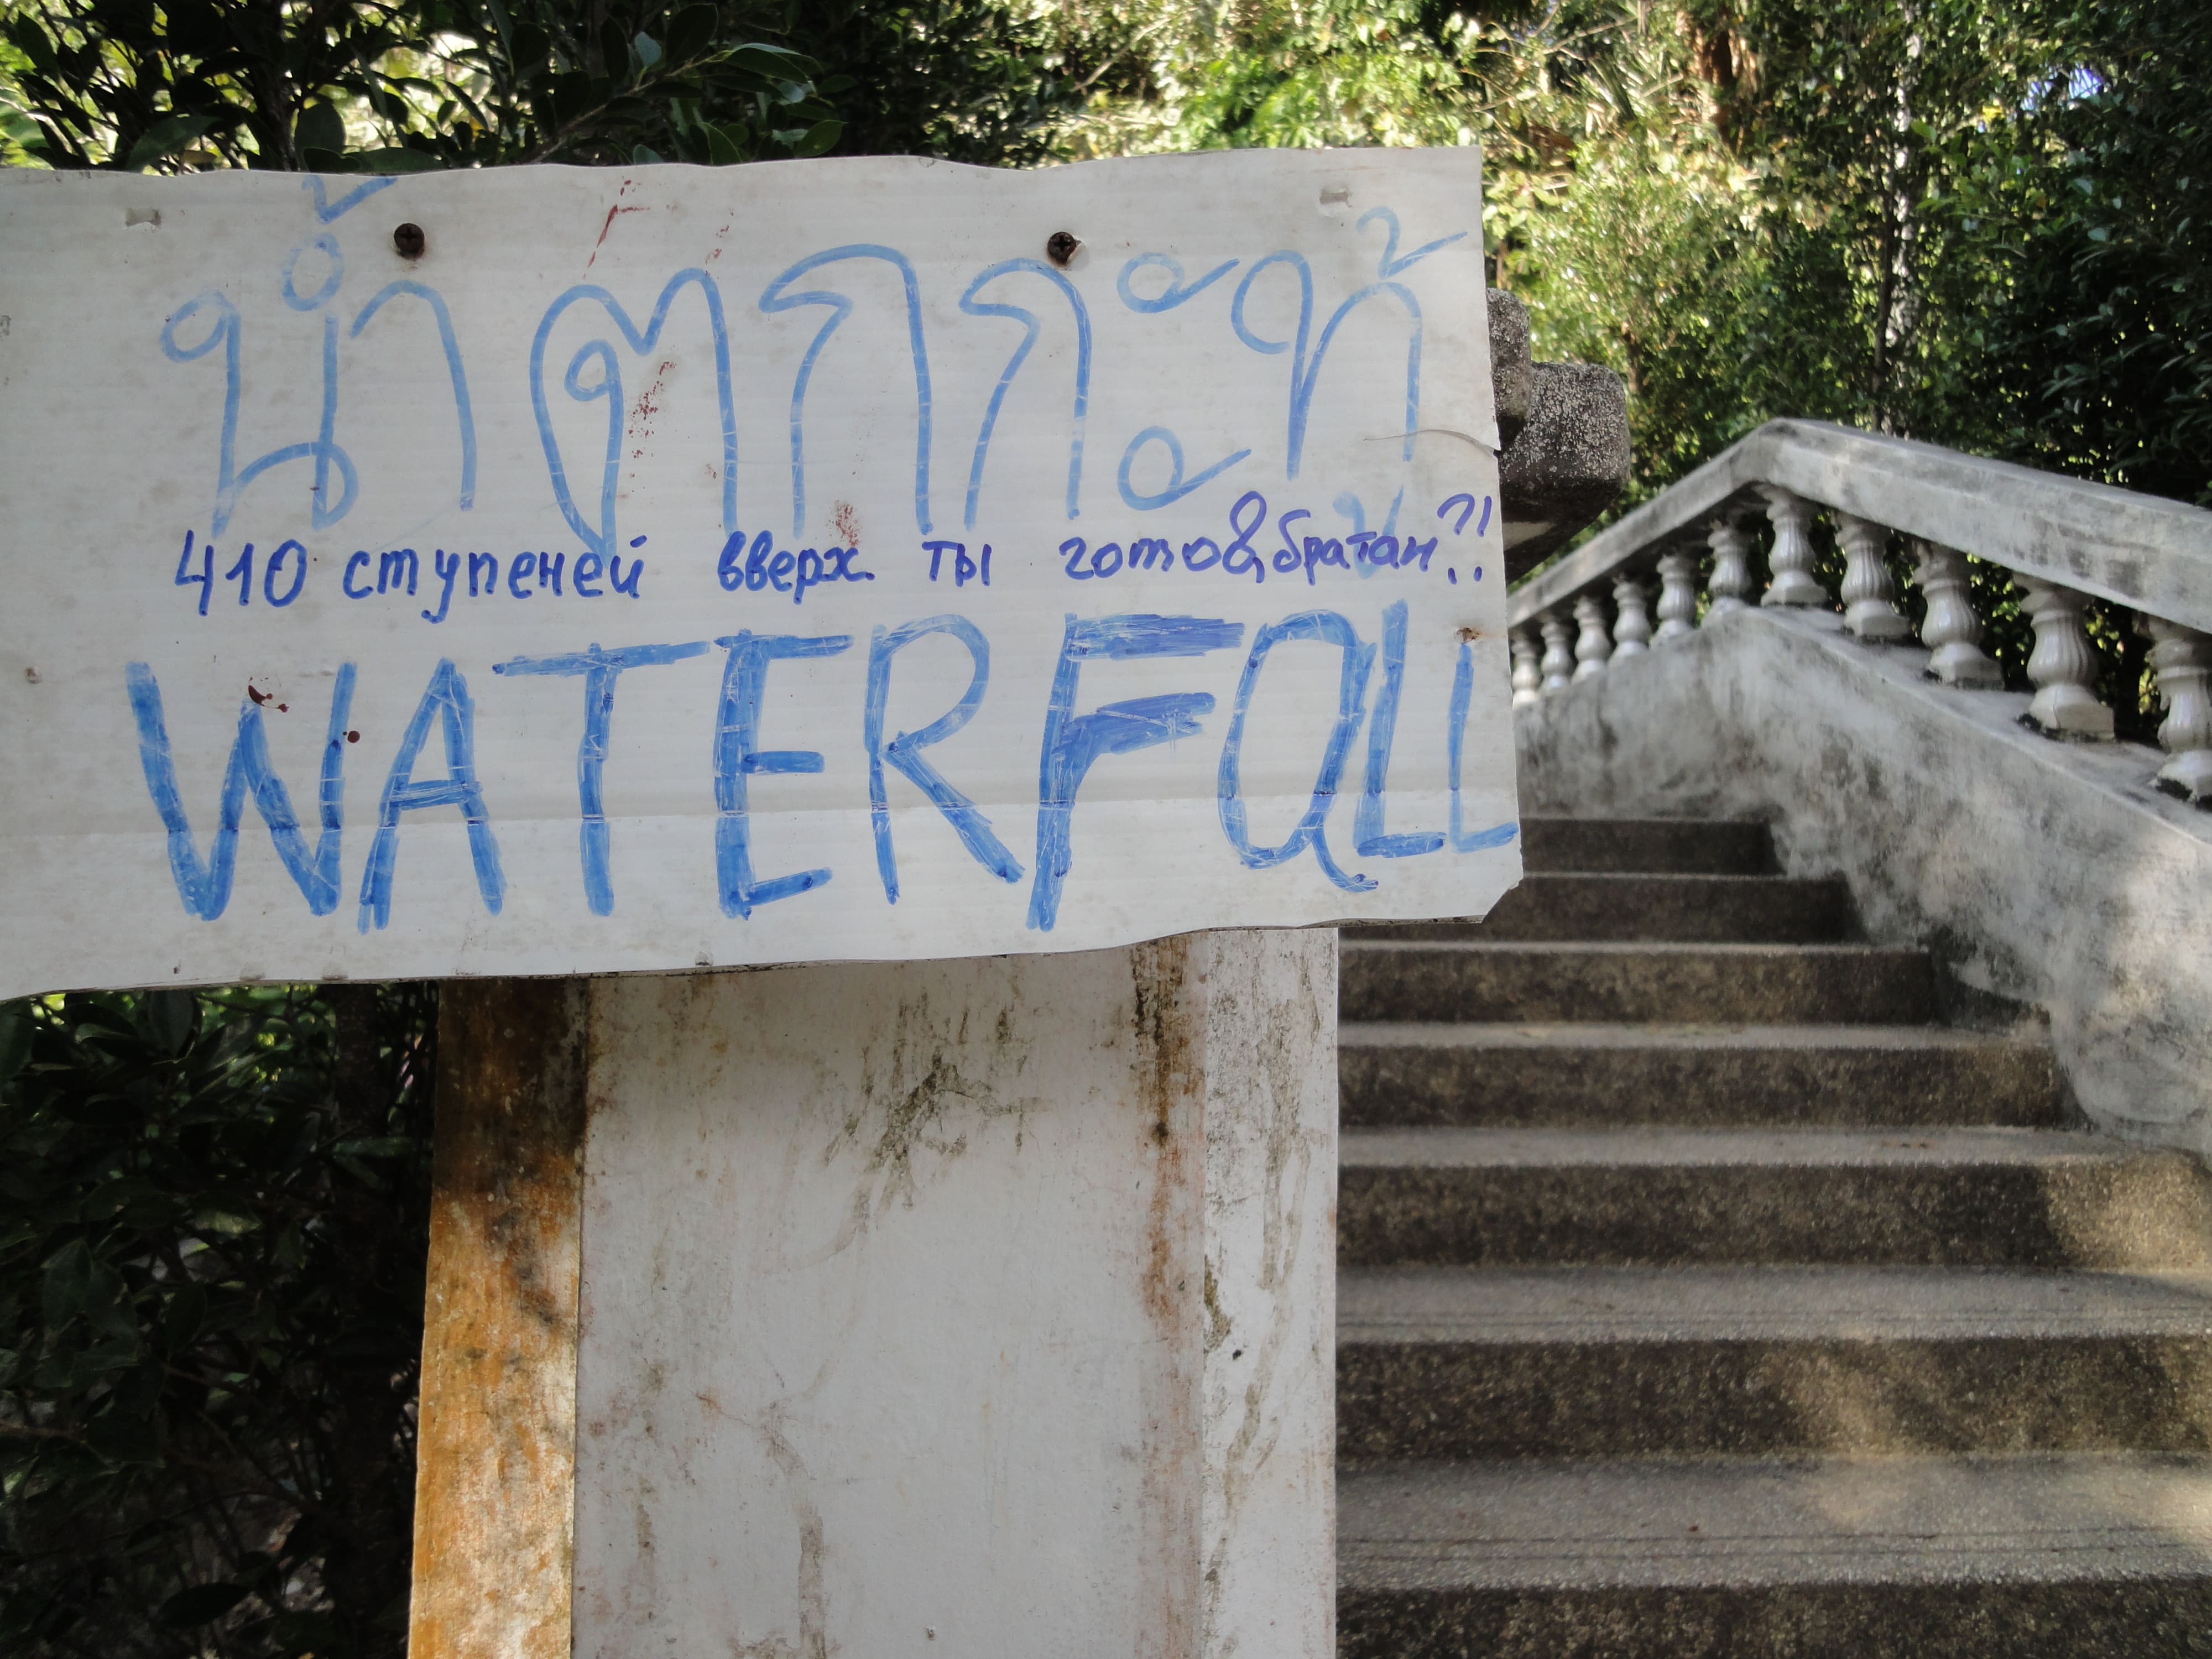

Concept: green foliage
[[0, 0, 843, 170], [0, 984, 436, 1658], [1960, 0, 2212, 505], [0, 0, 1112, 172], [786, 0, 1079, 166]]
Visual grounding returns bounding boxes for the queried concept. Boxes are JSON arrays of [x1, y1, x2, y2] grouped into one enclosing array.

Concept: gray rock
[[1487, 287, 1531, 450], [1500, 361, 1632, 580]]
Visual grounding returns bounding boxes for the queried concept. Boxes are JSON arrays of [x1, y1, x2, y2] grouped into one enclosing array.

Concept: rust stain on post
[[1131, 938, 1203, 1659], [410, 978, 589, 1659]]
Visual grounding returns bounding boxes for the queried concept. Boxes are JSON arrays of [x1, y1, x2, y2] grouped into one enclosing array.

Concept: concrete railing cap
[[1509, 418, 2212, 632]]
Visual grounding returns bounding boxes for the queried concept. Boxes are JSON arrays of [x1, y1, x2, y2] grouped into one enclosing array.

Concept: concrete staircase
[[1335, 817, 2212, 1657]]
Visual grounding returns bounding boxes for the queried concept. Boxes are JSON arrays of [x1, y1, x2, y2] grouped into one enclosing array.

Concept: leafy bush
[[0, 984, 436, 1659]]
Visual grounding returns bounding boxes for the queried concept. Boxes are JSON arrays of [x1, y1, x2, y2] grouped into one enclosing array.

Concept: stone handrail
[[1504, 418, 2212, 805]]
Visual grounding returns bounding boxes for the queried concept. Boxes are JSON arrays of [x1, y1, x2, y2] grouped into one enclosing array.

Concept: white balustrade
[[2147, 618, 2212, 805], [2016, 577, 2115, 738], [1655, 551, 1700, 641], [1912, 540, 2002, 688], [1505, 421, 2212, 803], [1758, 485, 1827, 607], [1539, 614, 1576, 695], [1611, 575, 1653, 658], [1707, 520, 1754, 613], [1572, 596, 1614, 681], [1510, 627, 1543, 708], [1834, 511, 1911, 641]]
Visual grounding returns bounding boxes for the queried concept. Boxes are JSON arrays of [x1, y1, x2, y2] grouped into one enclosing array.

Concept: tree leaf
[[358, 147, 442, 173], [191, 1198, 260, 1236], [41, 1239, 92, 1329], [163, 1281, 206, 1353], [123, 114, 212, 172], [86, 1407, 161, 1465], [789, 118, 842, 159], [294, 102, 347, 159], [158, 1582, 249, 1629], [139, 989, 195, 1056], [0, 1003, 32, 1082], [666, 6, 717, 64], [706, 121, 745, 166]]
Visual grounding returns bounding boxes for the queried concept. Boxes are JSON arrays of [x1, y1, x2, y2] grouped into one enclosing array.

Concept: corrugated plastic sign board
[[0, 149, 1517, 996]]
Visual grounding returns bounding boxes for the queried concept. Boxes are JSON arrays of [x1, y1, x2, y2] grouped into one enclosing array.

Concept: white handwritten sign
[[0, 149, 1516, 996]]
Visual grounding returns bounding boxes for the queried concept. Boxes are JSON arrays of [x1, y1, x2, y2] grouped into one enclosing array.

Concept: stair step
[[1339, 1022, 2065, 1129], [1338, 1454, 2212, 1658], [1338, 1265, 2212, 1460], [1341, 942, 1938, 1024], [1338, 1127, 2212, 1269], [1522, 816, 1775, 875], [1348, 873, 1854, 944]]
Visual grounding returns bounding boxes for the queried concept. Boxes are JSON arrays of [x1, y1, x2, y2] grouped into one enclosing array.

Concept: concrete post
[[410, 930, 1337, 1657]]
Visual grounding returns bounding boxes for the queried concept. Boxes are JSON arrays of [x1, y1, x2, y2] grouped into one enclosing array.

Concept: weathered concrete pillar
[[411, 929, 1337, 1657]]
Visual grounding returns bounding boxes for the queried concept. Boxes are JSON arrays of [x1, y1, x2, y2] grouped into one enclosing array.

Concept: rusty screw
[[393, 222, 426, 259], [1046, 231, 1079, 267]]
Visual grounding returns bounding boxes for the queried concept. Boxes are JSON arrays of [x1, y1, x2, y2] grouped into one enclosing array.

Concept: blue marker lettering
[[712, 630, 852, 917], [422, 549, 460, 623], [495, 640, 710, 915], [1274, 507, 1309, 574], [125, 660, 357, 919], [357, 660, 504, 931], [759, 247, 933, 537], [960, 258, 1091, 529], [1354, 601, 1444, 858], [378, 547, 418, 596], [1221, 492, 1267, 583], [175, 530, 214, 614], [352, 279, 477, 510], [531, 272, 738, 560], [1447, 640, 1520, 853], [1027, 613, 1245, 931], [1217, 611, 1376, 891], [864, 614, 1023, 902], [1117, 425, 1250, 513], [264, 539, 307, 607]]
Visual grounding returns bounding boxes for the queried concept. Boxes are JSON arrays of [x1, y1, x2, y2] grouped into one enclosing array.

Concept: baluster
[[1707, 519, 1754, 613], [1510, 627, 1543, 708], [1572, 594, 1613, 681], [1911, 540, 2001, 688], [1758, 485, 1826, 607], [1655, 551, 1700, 641], [2015, 577, 2115, 738], [1539, 613, 1576, 695], [1834, 511, 1911, 640], [1611, 575, 1653, 658], [2147, 618, 2212, 805]]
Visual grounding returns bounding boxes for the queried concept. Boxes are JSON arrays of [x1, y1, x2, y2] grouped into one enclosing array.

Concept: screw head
[[393, 222, 426, 259], [1046, 231, 1079, 267]]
